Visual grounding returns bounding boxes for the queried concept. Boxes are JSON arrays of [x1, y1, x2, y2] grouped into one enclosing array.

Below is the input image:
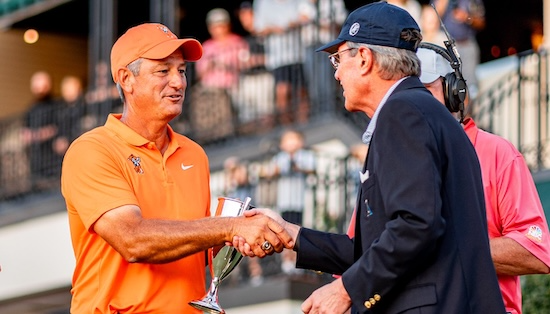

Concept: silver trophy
[[189, 196, 252, 314]]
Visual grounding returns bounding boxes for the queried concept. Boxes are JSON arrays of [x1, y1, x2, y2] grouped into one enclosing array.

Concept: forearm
[[95, 205, 291, 264], [490, 236, 550, 276], [104, 215, 238, 264]]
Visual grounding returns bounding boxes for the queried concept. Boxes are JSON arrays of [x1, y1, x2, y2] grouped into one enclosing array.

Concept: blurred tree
[[522, 274, 550, 313]]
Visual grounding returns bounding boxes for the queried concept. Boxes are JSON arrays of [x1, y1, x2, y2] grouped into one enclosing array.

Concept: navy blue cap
[[317, 1, 420, 53]]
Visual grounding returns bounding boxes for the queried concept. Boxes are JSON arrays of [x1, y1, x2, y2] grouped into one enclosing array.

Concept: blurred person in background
[[21, 70, 59, 190], [302, 0, 348, 114], [266, 129, 316, 275], [53, 75, 86, 161], [419, 4, 448, 46], [195, 8, 249, 102], [235, 1, 275, 132], [253, 0, 314, 124], [387, 0, 422, 24], [190, 8, 248, 142], [84, 60, 121, 130], [431, 0, 485, 98]]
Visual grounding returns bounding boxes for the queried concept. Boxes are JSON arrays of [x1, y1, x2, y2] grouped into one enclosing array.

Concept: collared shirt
[[62, 114, 211, 313], [463, 118, 550, 314], [362, 77, 408, 145]]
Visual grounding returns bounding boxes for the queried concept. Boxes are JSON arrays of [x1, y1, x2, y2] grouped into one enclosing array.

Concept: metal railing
[[1, 48, 549, 291], [471, 49, 550, 171], [207, 149, 360, 285], [0, 22, 355, 201], [1, 24, 548, 213]]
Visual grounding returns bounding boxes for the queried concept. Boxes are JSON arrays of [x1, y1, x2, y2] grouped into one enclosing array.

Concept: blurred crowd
[[217, 128, 367, 285], [0, 66, 121, 198], [0, 0, 489, 203]]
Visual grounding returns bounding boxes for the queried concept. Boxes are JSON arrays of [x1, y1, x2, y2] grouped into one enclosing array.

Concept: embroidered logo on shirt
[[128, 154, 144, 174], [181, 163, 194, 171], [526, 225, 543, 242]]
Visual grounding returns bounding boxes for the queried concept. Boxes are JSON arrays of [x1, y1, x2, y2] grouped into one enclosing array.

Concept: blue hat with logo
[[317, 1, 420, 53]]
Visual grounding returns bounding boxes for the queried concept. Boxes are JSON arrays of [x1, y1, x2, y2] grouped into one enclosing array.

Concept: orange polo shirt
[[61, 114, 210, 313]]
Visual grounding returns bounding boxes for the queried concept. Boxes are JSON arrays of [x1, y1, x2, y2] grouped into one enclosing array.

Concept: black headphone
[[418, 42, 468, 115]]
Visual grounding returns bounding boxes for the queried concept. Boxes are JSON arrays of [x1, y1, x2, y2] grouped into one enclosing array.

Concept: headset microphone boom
[[418, 5, 468, 121]]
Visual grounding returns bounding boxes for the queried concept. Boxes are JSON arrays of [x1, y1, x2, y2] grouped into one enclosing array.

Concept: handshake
[[231, 206, 300, 257], [216, 196, 300, 258], [189, 196, 300, 313]]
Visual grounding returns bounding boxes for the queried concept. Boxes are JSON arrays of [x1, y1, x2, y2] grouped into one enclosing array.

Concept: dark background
[[11, 0, 544, 63]]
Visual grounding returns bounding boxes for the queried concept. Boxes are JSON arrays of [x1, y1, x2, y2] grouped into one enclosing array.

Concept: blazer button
[[364, 300, 372, 309], [369, 297, 376, 305]]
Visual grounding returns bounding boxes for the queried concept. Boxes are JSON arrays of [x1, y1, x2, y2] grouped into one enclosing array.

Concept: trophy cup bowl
[[189, 196, 252, 314]]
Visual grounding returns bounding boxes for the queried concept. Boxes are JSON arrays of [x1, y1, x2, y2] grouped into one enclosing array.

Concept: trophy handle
[[239, 197, 252, 215]]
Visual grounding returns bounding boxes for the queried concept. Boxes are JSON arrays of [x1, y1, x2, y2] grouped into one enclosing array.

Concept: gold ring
[[262, 241, 272, 251]]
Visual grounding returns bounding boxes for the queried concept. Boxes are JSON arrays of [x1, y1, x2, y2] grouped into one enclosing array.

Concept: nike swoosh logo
[[181, 163, 194, 171]]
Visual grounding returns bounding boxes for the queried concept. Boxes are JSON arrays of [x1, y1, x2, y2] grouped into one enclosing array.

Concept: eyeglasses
[[328, 47, 357, 70]]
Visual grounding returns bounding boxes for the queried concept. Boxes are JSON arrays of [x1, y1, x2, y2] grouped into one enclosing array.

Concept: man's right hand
[[232, 208, 301, 257]]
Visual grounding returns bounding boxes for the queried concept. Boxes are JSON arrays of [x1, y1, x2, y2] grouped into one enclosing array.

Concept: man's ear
[[358, 47, 373, 75], [116, 68, 133, 92]]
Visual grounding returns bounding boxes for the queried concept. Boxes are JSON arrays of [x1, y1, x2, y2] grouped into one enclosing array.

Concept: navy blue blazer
[[296, 77, 505, 313]]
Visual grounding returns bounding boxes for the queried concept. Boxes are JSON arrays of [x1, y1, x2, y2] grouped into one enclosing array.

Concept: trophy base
[[188, 299, 225, 314]]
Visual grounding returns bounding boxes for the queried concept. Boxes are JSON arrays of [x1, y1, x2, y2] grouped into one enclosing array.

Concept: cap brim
[[316, 39, 345, 53], [142, 38, 203, 62], [419, 72, 440, 84]]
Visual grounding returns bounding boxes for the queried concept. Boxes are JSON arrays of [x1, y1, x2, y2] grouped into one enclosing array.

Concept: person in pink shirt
[[417, 45, 550, 314], [195, 8, 249, 97]]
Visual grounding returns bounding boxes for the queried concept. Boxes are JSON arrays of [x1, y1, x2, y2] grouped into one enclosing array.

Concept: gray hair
[[346, 42, 421, 80], [116, 58, 143, 104]]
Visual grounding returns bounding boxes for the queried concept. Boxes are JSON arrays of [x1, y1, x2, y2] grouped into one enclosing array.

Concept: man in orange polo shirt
[[61, 23, 293, 313]]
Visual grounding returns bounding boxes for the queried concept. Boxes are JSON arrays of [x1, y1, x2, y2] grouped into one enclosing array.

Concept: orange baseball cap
[[110, 23, 203, 83]]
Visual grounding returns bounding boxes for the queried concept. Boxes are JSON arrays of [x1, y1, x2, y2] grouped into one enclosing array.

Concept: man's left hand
[[302, 278, 352, 313]]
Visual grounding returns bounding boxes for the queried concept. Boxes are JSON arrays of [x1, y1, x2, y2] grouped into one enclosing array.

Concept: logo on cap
[[157, 25, 176, 38], [349, 22, 360, 36]]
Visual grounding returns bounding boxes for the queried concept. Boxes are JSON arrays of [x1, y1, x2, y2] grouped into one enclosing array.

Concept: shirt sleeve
[[61, 137, 138, 231], [497, 154, 550, 267]]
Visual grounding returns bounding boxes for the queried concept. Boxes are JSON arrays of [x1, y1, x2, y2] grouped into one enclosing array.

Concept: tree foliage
[[522, 274, 550, 313]]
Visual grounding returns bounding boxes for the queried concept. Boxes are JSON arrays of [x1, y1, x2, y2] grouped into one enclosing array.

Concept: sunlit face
[[207, 22, 230, 39], [30, 71, 52, 98], [280, 131, 304, 153], [61, 77, 82, 102], [129, 49, 187, 121], [333, 44, 363, 113], [421, 6, 440, 33]]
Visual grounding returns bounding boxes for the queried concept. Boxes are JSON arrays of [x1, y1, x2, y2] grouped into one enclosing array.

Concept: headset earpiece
[[418, 42, 468, 114], [443, 72, 467, 113]]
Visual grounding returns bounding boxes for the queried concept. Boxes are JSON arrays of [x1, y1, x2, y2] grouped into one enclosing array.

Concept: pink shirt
[[195, 34, 248, 89], [464, 118, 550, 314]]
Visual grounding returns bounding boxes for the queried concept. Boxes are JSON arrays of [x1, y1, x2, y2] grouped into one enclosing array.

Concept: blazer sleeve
[[296, 228, 356, 275]]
